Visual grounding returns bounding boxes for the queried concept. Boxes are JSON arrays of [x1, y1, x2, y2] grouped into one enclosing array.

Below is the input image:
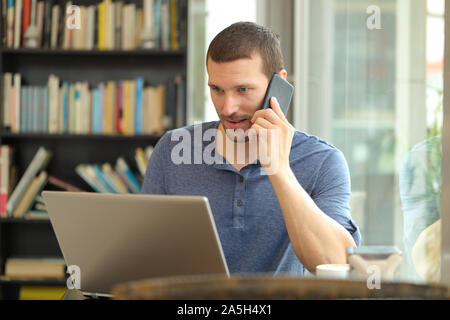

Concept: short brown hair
[[206, 22, 284, 80]]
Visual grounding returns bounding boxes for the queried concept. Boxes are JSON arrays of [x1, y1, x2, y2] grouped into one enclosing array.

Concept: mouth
[[225, 119, 248, 129]]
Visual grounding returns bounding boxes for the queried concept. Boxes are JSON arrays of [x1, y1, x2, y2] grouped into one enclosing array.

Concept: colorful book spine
[[0, 145, 12, 217], [135, 77, 144, 134], [115, 157, 140, 193], [92, 164, 117, 193]]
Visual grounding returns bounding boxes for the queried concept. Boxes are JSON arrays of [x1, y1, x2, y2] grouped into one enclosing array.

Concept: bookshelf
[[0, 0, 188, 299]]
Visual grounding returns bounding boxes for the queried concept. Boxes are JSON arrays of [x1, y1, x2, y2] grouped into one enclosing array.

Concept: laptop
[[42, 191, 230, 298]]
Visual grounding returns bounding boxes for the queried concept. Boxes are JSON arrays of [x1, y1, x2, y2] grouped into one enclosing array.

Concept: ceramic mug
[[315, 264, 350, 279]]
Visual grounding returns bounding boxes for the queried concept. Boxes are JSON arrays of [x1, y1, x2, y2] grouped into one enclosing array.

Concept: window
[[186, 0, 256, 124], [294, 0, 444, 284], [203, 0, 257, 122]]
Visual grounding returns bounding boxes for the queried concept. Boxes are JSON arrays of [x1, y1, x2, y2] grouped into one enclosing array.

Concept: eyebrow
[[208, 83, 255, 89]]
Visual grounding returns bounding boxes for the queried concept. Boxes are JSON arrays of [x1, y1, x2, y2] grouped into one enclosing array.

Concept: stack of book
[[2, 146, 51, 219], [4, 257, 66, 279], [2, 0, 187, 50], [76, 146, 153, 194], [2, 73, 186, 135]]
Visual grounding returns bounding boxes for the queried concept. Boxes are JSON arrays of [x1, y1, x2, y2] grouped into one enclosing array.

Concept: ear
[[278, 69, 288, 81]]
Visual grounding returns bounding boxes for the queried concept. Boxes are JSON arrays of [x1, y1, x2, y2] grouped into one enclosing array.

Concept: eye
[[211, 86, 222, 93], [239, 87, 249, 93]]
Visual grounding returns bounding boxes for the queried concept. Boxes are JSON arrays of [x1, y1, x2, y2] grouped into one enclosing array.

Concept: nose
[[221, 93, 240, 117]]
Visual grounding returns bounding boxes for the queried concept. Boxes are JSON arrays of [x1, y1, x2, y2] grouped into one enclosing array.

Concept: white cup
[[315, 264, 350, 279]]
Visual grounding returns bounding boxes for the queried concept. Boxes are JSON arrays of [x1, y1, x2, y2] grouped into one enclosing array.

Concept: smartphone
[[261, 73, 294, 115]]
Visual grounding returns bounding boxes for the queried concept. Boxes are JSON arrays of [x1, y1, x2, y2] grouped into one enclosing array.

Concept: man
[[142, 22, 361, 275]]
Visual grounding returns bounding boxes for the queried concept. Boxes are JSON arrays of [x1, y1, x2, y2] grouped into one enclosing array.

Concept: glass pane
[[203, 0, 257, 122], [305, 0, 444, 284]]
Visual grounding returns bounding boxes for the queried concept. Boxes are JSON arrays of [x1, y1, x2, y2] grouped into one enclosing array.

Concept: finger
[[254, 116, 276, 129], [269, 97, 289, 123], [251, 108, 283, 126]]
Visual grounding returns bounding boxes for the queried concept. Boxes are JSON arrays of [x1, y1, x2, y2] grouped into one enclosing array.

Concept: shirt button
[[239, 176, 244, 182], [237, 200, 243, 206]]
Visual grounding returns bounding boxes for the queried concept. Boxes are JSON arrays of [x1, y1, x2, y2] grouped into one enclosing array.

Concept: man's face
[[207, 53, 269, 140]]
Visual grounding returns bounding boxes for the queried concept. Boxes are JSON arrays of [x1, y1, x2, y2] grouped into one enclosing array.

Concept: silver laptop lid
[[42, 191, 229, 295]]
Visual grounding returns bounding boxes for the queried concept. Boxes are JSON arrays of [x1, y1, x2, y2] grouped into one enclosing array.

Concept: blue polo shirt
[[141, 121, 361, 275]]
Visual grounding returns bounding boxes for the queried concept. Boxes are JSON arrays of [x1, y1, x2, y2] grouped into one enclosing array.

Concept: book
[[48, 74, 59, 133], [114, 1, 123, 49], [135, 147, 147, 176], [92, 164, 116, 193], [34, 202, 46, 211], [5, 257, 66, 279], [13, 73, 21, 133], [12, 170, 48, 218], [142, 0, 154, 48], [170, 0, 178, 50], [25, 209, 49, 220], [50, 4, 59, 49], [36, 0, 44, 47], [2, 73, 12, 129], [135, 77, 144, 134], [0, 145, 15, 217], [19, 286, 66, 300], [76, 164, 111, 193], [115, 157, 140, 193], [62, 1, 72, 49], [128, 80, 136, 135], [104, 81, 115, 134], [86, 5, 95, 50], [35, 194, 44, 204], [153, 84, 166, 135], [160, 0, 169, 50], [6, 146, 52, 216], [101, 163, 128, 193], [6, 0, 14, 48], [115, 82, 122, 133], [13, 0, 22, 48], [21, 0, 31, 47], [42, 0, 52, 48], [98, 0, 105, 50], [47, 174, 86, 192]]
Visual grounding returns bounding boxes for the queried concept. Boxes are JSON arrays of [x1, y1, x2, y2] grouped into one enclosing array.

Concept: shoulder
[[290, 129, 346, 167]]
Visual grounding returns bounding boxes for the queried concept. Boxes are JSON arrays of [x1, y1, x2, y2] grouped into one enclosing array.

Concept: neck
[[216, 123, 257, 167]]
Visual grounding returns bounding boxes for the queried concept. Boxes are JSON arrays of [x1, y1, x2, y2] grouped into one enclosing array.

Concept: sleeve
[[311, 149, 361, 246], [141, 132, 171, 195], [399, 138, 441, 266]]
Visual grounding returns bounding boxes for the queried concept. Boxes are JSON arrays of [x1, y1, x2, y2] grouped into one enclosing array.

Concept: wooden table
[[111, 274, 450, 300]]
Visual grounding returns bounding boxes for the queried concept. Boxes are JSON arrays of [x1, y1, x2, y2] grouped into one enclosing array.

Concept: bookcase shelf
[[0, 0, 189, 300], [1, 48, 187, 57], [0, 132, 161, 142], [0, 217, 50, 224], [0, 277, 66, 286]]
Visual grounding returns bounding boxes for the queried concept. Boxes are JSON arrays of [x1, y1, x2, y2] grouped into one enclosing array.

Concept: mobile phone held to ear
[[261, 73, 294, 116]]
